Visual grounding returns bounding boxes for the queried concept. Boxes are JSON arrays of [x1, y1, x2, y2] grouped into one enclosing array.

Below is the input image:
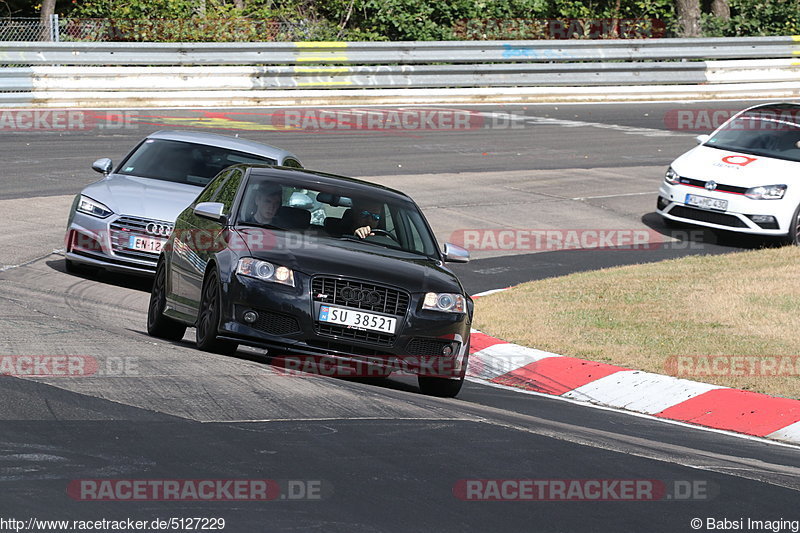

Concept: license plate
[[129, 235, 165, 253], [318, 305, 396, 334], [685, 193, 728, 211]]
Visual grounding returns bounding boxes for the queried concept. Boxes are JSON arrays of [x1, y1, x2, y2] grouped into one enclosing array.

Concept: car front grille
[[315, 323, 395, 346], [677, 177, 747, 195], [668, 206, 748, 228], [305, 339, 389, 357], [311, 276, 410, 347], [109, 215, 174, 263], [311, 276, 410, 317], [406, 338, 455, 357], [252, 310, 301, 336]]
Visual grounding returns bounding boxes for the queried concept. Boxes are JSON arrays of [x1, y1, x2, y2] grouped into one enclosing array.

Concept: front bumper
[[65, 211, 171, 276], [218, 273, 472, 379], [657, 183, 792, 236]]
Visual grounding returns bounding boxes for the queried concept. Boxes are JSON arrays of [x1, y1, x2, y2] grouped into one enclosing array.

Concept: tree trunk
[[39, 0, 56, 41], [233, 0, 245, 9], [711, 0, 730, 20], [676, 0, 701, 37]]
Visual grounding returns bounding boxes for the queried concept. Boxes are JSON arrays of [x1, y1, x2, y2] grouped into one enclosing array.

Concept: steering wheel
[[367, 229, 399, 243]]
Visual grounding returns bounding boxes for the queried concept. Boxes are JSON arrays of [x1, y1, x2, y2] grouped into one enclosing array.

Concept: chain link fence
[[0, 17, 58, 41], [0, 16, 326, 42]]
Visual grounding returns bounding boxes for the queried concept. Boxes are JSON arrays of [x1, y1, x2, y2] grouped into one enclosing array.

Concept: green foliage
[[63, 0, 797, 41], [702, 0, 800, 37]]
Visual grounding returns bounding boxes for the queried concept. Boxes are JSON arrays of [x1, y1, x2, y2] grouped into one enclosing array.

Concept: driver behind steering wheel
[[351, 200, 383, 239]]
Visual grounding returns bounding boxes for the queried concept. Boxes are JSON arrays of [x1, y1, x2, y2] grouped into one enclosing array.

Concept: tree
[[676, 0, 701, 36], [710, 0, 730, 20], [39, 0, 56, 41]]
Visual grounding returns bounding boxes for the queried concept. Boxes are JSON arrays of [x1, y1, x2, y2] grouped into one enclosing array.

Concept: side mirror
[[442, 242, 469, 263], [194, 202, 226, 223], [92, 157, 113, 175], [695, 134, 710, 145]]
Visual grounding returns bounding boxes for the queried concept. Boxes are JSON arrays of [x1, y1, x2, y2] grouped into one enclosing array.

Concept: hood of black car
[[235, 228, 463, 294]]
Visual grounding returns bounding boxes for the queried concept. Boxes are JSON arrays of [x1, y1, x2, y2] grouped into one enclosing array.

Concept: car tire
[[418, 375, 464, 398], [787, 204, 800, 245], [418, 341, 469, 398], [196, 269, 238, 356], [147, 260, 187, 341], [661, 215, 681, 229]]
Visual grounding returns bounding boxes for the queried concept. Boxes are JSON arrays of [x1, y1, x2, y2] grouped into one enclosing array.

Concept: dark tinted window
[[194, 169, 233, 204], [216, 169, 244, 213], [706, 106, 800, 163], [117, 139, 277, 186], [237, 174, 438, 257]]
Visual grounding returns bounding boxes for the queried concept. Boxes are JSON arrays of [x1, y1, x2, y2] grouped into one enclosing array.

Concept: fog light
[[243, 311, 258, 324], [442, 344, 453, 356], [749, 215, 775, 223]]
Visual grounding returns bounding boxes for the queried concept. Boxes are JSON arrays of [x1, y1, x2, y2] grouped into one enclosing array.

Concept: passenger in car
[[252, 184, 283, 225]]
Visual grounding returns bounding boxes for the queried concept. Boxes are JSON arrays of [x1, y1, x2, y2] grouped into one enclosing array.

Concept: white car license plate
[[129, 235, 166, 253], [318, 305, 396, 334], [685, 193, 728, 211]]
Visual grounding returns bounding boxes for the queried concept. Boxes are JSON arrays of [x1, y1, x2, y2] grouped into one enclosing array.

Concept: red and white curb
[[467, 293, 800, 446]]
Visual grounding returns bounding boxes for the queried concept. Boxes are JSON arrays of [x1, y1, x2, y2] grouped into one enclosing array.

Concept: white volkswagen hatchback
[[657, 102, 800, 243]]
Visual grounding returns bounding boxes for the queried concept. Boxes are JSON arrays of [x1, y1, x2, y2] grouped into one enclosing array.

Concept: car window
[[706, 106, 800, 163], [282, 158, 303, 168], [236, 175, 438, 257], [194, 169, 233, 204], [215, 169, 244, 214], [116, 139, 277, 186]]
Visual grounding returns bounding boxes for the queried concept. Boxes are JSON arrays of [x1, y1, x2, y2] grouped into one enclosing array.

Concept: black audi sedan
[[147, 165, 473, 397]]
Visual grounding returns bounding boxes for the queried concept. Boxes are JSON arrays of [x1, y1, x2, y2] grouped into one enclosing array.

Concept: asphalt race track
[[0, 100, 797, 532]]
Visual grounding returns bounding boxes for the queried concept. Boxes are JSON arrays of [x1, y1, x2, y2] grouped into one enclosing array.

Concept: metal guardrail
[[0, 37, 798, 106], [0, 36, 798, 65]]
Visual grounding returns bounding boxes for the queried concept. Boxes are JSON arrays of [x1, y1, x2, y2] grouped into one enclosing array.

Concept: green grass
[[473, 247, 800, 399]]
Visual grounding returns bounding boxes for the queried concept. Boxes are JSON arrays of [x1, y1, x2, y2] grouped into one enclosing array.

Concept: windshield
[[237, 175, 439, 258], [705, 106, 800, 163], [117, 139, 277, 186]]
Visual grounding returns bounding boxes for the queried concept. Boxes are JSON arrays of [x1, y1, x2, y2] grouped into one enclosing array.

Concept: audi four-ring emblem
[[145, 223, 173, 237], [340, 286, 382, 305]]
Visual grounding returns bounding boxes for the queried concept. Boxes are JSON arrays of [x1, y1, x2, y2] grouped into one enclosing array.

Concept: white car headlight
[[664, 167, 681, 185], [744, 184, 786, 200], [422, 292, 465, 313], [236, 257, 294, 287], [77, 195, 113, 218]]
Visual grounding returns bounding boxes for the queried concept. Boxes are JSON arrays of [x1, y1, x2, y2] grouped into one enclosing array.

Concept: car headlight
[[76, 195, 113, 218], [236, 257, 294, 287], [664, 167, 681, 185], [423, 292, 465, 313], [745, 184, 786, 200]]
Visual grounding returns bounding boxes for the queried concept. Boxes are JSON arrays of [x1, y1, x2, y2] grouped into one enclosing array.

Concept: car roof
[[147, 130, 299, 162], [742, 102, 800, 113], [246, 166, 414, 203]]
